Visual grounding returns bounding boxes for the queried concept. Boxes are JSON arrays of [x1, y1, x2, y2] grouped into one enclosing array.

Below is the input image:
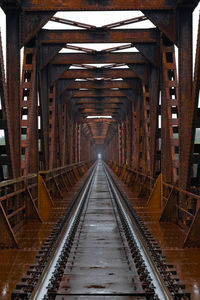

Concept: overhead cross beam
[[77, 104, 124, 108], [19, 0, 178, 11], [39, 29, 159, 44], [51, 53, 148, 65], [59, 69, 138, 79], [62, 89, 135, 99], [59, 80, 135, 91], [79, 104, 123, 110], [73, 97, 128, 104], [73, 97, 130, 112], [51, 16, 148, 30], [2, 0, 199, 214]]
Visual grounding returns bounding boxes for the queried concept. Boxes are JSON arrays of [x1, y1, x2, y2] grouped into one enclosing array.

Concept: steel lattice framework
[[0, 0, 199, 192]]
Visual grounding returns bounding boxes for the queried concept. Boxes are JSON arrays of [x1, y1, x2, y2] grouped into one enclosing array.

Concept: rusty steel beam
[[82, 119, 116, 126], [78, 109, 126, 120], [149, 66, 160, 177], [20, 47, 38, 176], [84, 118, 116, 124], [102, 16, 148, 29], [161, 42, 179, 184], [51, 53, 148, 65], [80, 111, 122, 118], [78, 104, 124, 109], [178, 8, 193, 189], [80, 109, 119, 114], [56, 79, 75, 96], [128, 64, 148, 84], [76, 105, 127, 111], [125, 113, 132, 165], [78, 104, 123, 109], [57, 100, 65, 166], [60, 69, 137, 79], [71, 64, 99, 70], [63, 89, 133, 99], [1, 0, 198, 200], [77, 104, 124, 111], [21, 12, 54, 46], [51, 16, 96, 30], [143, 10, 177, 44], [48, 64, 70, 87], [6, 8, 21, 177], [177, 0, 199, 10], [100, 44, 134, 52], [61, 81, 139, 99], [141, 84, 151, 173], [39, 29, 158, 44], [38, 68, 50, 170], [130, 103, 136, 168], [61, 80, 134, 90], [0, 32, 14, 179], [73, 97, 127, 104], [92, 136, 107, 139], [0, 0, 21, 10], [38, 44, 65, 70], [189, 14, 200, 188], [134, 43, 159, 66], [64, 44, 97, 53], [20, 0, 177, 11], [134, 92, 143, 170], [68, 113, 73, 163], [79, 111, 123, 118], [48, 84, 58, 170]]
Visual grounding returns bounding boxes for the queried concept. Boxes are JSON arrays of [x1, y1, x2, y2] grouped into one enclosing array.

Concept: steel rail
[[30, 163, 97, 300], [26, 159, 176, 299], [103, 162, 174, 300]]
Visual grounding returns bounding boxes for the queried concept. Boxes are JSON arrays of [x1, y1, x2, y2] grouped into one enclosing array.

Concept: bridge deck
[[109, 169, 200, 300], [0, 164, 200, 299]]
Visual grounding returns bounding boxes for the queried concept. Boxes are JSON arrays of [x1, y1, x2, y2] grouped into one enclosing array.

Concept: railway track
[[12, 160, 190, 300]]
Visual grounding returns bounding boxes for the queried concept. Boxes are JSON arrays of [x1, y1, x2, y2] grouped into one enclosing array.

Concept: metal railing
[[108, 160, 200, 247], [0, 161, 93, 248]]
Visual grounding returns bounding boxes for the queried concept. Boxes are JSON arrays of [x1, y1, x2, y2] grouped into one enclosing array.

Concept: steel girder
[[0, 0, 199, 198]]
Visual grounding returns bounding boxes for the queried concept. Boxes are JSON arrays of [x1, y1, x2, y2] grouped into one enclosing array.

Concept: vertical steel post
[[149, 66, 160, 177], [131, 102, 137, 169], [21, 47, 38, 175], [6, 8, 21, 177], [118, 123, 122, 165], [189, 14, 200, 189], [161, 41, 179, 184], [178, 8, 193, 189], [39, 67, 50, 170]]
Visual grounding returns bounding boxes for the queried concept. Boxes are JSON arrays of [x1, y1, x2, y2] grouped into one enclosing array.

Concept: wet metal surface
[[0, 178, 86, 300], [0, 219, 60, 299], [109, 168, 200, 300], [57, 163, 144, 297]]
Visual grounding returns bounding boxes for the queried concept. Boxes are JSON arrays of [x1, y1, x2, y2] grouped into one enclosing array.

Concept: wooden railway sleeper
[[12, 166, 94, 300], [104, 164, 190, 299]]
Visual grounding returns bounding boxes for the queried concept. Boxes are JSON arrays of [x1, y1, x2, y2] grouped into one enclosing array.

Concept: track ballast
[[12, 160, 190, 300]]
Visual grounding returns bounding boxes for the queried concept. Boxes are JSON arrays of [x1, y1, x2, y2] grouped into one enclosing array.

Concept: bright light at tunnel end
[[86, 116, 112, 119]]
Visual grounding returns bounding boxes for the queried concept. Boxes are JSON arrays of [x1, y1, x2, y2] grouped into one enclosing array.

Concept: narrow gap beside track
[[12, 160, 190, 300]]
